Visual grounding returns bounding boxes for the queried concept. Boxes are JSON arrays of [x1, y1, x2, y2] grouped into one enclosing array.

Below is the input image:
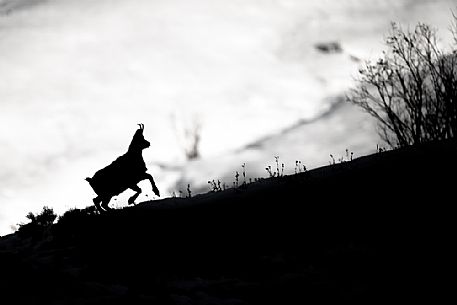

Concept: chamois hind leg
[[143, 173, 160, 197], [128, 185, 142, 205], [100, 196, 113, 211], [93, 196, 103, 212]]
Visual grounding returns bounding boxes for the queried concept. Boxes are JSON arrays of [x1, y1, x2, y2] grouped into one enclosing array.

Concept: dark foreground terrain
[[1, 139, 456, 304]]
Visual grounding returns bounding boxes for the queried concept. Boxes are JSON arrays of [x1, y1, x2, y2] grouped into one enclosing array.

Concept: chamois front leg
[[143, 173, 160, 197], [128, 184, 142, 205]]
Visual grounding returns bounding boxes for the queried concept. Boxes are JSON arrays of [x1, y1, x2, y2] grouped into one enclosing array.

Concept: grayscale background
[[1, 0, 455, 235]]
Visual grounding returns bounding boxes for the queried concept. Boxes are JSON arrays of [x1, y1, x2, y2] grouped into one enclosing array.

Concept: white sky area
[[0, 0, 455, 235]]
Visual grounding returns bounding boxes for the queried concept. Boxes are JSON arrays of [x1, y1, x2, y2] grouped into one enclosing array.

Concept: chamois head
[[128, 123, 150, 152]]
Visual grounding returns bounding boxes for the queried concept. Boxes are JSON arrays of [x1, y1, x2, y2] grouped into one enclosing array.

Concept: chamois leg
[[100, 196, 113, 211], [93, 196, 103, 212], [128, 185, 142, 205], [144, 173, 160, 197]]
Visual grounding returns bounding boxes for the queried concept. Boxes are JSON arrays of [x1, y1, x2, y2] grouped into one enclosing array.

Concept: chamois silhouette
[[86, 124, 160, 212]]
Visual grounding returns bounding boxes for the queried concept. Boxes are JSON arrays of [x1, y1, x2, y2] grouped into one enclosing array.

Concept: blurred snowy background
[[1, 0, 455, 235]]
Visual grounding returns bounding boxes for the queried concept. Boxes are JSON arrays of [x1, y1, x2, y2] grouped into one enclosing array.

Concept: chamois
[[86, 124, 160, 212]]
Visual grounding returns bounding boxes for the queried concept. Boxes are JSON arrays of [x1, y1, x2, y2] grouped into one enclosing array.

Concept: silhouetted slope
[[1, 139, 456, 304]]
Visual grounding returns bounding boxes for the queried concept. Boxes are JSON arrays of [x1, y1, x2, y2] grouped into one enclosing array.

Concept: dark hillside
[[1, 139, 456, 304]]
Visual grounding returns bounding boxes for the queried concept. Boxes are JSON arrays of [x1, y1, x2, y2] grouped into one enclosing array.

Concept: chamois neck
[[127, 147, 143, 154]]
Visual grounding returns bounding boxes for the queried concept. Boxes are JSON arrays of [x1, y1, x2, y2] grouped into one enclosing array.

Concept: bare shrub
[[348, 15, 457, 147]]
